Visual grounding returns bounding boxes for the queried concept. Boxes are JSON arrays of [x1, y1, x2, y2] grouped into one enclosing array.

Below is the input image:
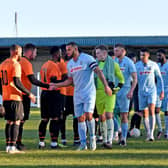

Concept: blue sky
[[0, 0, 168, 37]]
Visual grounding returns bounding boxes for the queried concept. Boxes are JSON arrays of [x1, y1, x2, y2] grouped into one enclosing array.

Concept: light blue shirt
[[136, 60, 164, 96], [67, 53, 97, 103], [116, 56, 136, 87]]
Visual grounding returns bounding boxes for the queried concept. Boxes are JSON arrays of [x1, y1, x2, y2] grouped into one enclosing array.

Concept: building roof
[[1, 36, 168, 47]]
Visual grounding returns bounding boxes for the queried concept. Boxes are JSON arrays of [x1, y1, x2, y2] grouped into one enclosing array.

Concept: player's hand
[[49, 83, 56, 91], [0, 104, 5, 118], [112, 87, 120, 94], [127, 90, 133, 99], [29, 93, 36, 103], [104, 85, 112, 96], [160, 91, 164, 100]]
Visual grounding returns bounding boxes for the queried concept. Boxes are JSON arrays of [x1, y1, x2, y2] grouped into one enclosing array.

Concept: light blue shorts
[[116, 87, 130, 113], [161, 89, 168, 112], [73, 90, 96, 117], [74, 102, 95, 117], [139, 93, 156, 110], [156, 95, 162, 108]]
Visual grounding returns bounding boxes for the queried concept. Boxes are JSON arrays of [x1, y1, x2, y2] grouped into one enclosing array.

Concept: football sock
[[73, 117, 79, 140], [39, 120, 49, 142], [135, 114, 141, 129], [143, 117, 150, 136], [114, 117, 119, 132], [10, 124, 19, 146], [106, 118, 114, 144], [17, 121, 24, 144], [60, 118, 66, 140], [164, 115, 168, 135], [5, 123, 11, 146], [87, 118, 95, 137], [100, 121, 107, 143], [78, 122, 87, 145], [49, 120, 60, 143], [130, 114, 137, 130], [121, 123, 128, 141], [156, 113, 162, 132], [149, 115, 156, 138]]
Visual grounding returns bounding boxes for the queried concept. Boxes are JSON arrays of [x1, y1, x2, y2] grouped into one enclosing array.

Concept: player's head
[[95, 45, 108, 61], [10, 44, 22, 61], [114, 44, 126, 58], [50, 46, 61, 62], [128, 53, 137, 63], [60, 44, 68, 61], [24, 43, 37, 60], [66, 42, 79, 59], [156, 49, 166, 63], [140, 48, 150, 63]]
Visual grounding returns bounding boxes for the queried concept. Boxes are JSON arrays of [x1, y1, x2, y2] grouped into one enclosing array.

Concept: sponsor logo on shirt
[[70, 66, 83, 73], [139, 71, 151, 75], [120, 67, 125, 72]]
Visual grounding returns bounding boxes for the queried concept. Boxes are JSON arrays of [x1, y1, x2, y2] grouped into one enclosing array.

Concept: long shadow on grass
[[0, 165, 167, 168]]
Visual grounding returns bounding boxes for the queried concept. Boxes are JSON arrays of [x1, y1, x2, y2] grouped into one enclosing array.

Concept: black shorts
[[40, 90, 64, 119], [64, 95, 74, 116], [22, 95, 31, 120], [3, 100, 24, 121]]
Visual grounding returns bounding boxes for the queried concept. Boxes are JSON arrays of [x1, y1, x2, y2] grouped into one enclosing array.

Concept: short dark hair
[[50, 46, 60, 55], [108, 51, 114, 56], [128, 53, 136, 59], [95, 45, 108, 51], [157, 49, 166, 55], [66, 42, 78, 47], [140, 48, 150, 53], [60, 44, 66, 52], [10, 44, 21, 51], [24, 43, 36, 51], [114, 43, 125, 50]]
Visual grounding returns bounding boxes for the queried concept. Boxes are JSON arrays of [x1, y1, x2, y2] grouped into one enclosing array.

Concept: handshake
[[48, 83, 58, 91]]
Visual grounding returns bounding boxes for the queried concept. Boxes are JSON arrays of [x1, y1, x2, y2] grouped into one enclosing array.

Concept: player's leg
[[4, 101, 24, 154], [148, 103, 156, 141], [77, 110, 87, 150], [155, 95, 162, 139], [38, 91, 49, 148], [60, 95, 67, 145], [164, 111, 168, 139], [104, 94, 116, 147], [49, 91, 63, 149], [17, 95, 31, 150]]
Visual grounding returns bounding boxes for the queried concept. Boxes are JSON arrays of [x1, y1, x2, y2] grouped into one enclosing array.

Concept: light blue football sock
[[78, 122, 87, 145], [121, 123, 128, 141]]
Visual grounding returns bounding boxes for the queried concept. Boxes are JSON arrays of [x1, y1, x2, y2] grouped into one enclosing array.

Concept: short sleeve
[[128, 60, 137, 74], [59, 61, 68, 75], [22, 59, 34, 76], [12, 62, 21, 78]]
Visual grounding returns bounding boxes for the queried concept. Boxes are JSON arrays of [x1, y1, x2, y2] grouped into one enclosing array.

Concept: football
[[130, 128, 141, 138]]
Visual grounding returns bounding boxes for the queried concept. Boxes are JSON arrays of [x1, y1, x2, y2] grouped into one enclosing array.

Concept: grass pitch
[[0, 108, 168, 168]]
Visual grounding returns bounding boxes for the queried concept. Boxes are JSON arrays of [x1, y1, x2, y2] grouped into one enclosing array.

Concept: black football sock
[[49, 120, 60, 143], [60, 118, 66, 140], [10, 124, 19, 147], [130, 114, 137, 130], [38, 120, 49, 142], [73, 118, 79, 140], [17, 121, 24, 144], [5, 123, 11, 146], [135, 114, 142, 129]]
